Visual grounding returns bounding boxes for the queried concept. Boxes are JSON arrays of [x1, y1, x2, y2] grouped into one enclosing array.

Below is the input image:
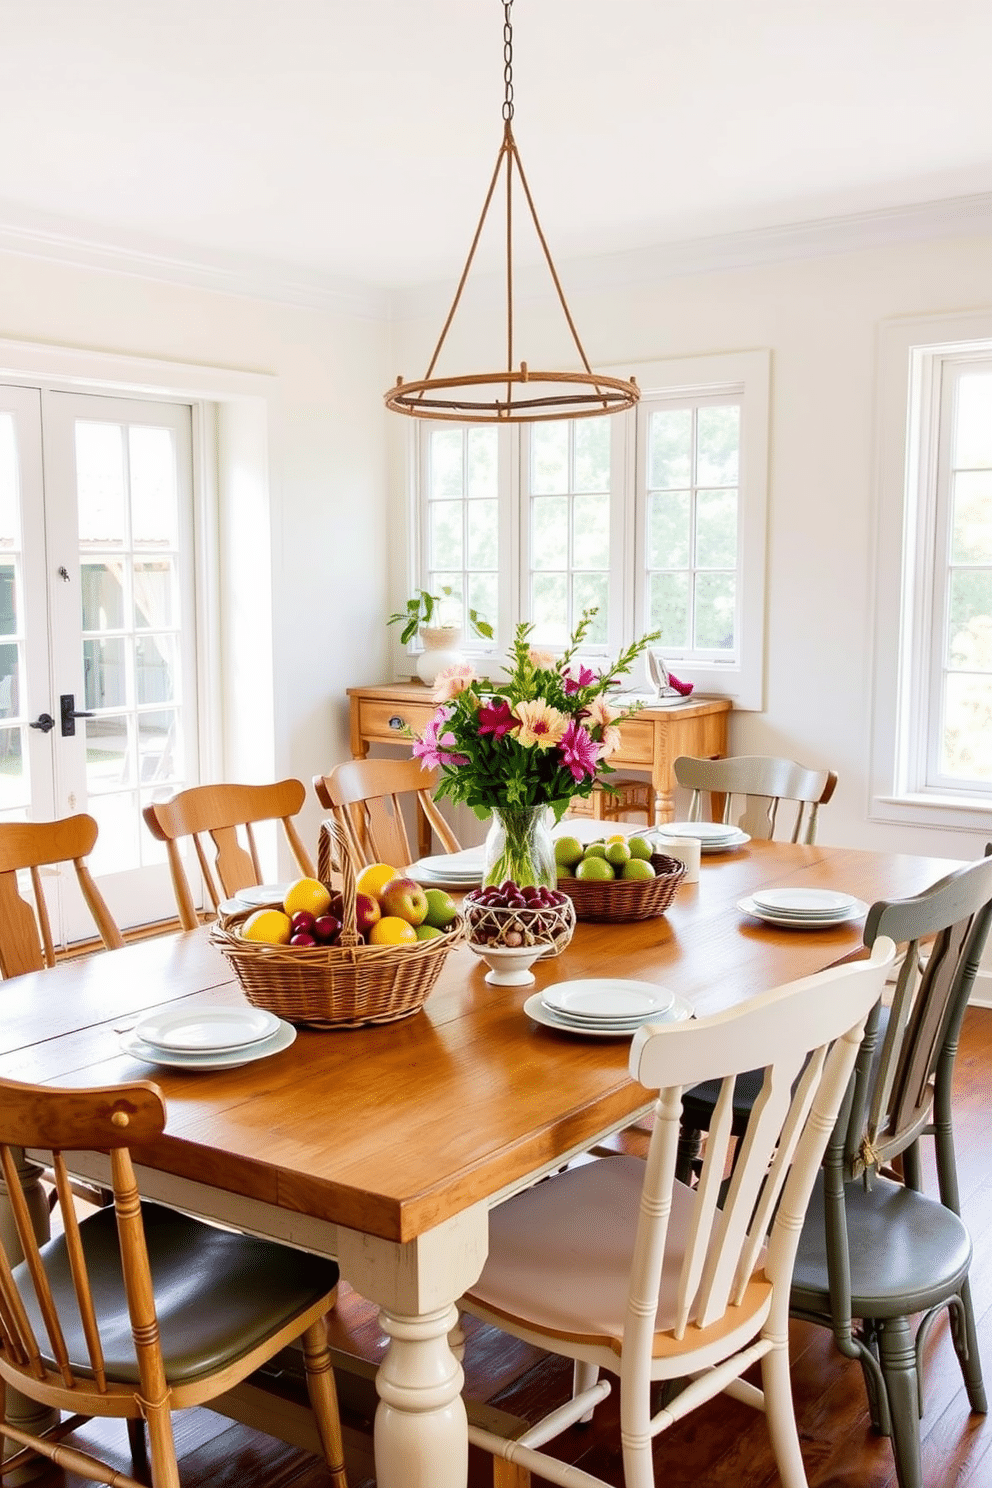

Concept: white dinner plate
[[120, 1019, 297, 1070], [524, 992, 693, 1037], [541, 979, 675, 1021], [750, 887, 857, 916], [133, 1005, 281, 1053], [231, 882, 293, 909], [658, 821, 741, 842], [737, 896, 868, 929]]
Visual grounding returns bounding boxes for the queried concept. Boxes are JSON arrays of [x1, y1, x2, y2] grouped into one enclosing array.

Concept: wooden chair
[[313, 757, 459, 870], [142, 780, 316, 930], [790, 847, 992, 1488], [0, 1075, 347, 1488], [0, 815, 123, 980], [460, 938, 896, 1488], [673, 753, 838, 845]]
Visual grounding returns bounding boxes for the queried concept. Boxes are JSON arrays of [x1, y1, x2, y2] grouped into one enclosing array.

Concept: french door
[[0, 384, 199, 940]]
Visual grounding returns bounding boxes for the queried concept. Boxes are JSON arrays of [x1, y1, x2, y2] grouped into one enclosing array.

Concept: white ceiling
[[2, 0, 991, 296]]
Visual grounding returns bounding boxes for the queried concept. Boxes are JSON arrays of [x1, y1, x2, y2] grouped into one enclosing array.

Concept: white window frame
[[869, 308, 992, 831], [399, 348, 770, 708]]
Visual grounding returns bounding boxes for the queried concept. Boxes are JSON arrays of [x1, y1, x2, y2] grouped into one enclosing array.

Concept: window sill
[[871, 791, 992, 834]]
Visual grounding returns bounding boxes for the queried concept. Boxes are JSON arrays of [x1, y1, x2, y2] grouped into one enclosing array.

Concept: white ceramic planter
[[416, 626, 465, 686]]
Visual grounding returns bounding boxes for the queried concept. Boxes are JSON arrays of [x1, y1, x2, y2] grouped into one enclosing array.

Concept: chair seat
[[464, 1154, 771, 1358], [16, 1202, 340, 1386], [791, 1173, 973, 1319]]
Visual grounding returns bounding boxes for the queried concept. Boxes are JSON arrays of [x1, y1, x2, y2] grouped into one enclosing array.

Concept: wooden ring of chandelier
[[385, 365, 640, 424]]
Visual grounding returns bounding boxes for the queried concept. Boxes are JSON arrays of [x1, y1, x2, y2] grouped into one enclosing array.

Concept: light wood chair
[[142, 779, 316, 930], [0, 1074, 347, 1488], [460, 938, 897, 1488], [0, 815, 124, 980], [313, 757, 459, 870], [790, 847, 992, 1488], [673, 753, 838, 845]]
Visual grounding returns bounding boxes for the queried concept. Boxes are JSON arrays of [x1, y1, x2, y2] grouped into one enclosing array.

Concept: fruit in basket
[[290, 931, 317, 947], [415, 923, 445, 941], [622, 858, 656, 880], [313, 914, 342, 944], [283, 878, 332, 917], [628, 835, 653, 861], [553, 835, 585, 870], [605, 841, 631, 868], [290, 910, 316, 935], [423, 887, 458, 930], [241, 908, 293, 944], [369, 916, 418, 946], [379, 877, 428, 927], [575, 856, 615, 881], [355, 892, 381, 936], [356, 862, 401, 901]]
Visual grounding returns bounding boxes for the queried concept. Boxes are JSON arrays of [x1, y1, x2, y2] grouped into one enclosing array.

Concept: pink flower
[[563, 664, 596, 696], [432, 662, 477, 703], [559, 720, 600, 782], [478, 697, 516, 739], [514, 698, 569, 750], [412, 707, 469, 770]]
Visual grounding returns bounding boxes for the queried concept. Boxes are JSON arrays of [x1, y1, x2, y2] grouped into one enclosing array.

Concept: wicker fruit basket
[[209, 820, 463, 1029], [557, 852, 686, 923]]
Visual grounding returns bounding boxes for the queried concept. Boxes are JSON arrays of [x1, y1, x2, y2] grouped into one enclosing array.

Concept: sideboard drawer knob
[[388, 715, 406, 730]]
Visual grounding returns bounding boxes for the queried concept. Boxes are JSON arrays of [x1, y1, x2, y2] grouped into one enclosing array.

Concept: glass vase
[[483, 806, 557, 890]]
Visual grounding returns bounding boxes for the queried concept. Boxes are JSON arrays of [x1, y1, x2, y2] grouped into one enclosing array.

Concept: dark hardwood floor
[[24, 1005, 992, 1488]]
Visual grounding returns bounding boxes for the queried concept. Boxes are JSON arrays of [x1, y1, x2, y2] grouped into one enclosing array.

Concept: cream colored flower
[[513, 698, 569, 750], [432, 663, 478, 703], [527, 648, 556, 671], [585, 697, 616, 728], [599, 724, 623, 759]]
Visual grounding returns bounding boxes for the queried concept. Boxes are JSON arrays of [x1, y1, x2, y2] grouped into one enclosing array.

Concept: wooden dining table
[[0, 840, 966, 1488]]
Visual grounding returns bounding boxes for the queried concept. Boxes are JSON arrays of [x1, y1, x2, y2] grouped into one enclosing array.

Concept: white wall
[[0, 251, 392, 849], [390, 229, 992, 870]]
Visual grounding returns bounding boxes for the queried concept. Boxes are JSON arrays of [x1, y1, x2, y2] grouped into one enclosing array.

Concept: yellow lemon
[[241, 908, 292, 944], [356, 862, 401, 903], [369, 916, 418, 946], [606, 833, 627, 844], [283, 877, 331, 917], [575, 856, 615, 882]]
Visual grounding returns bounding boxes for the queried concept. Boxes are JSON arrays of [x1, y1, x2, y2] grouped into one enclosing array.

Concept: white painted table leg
[[337, 1204, 489, 1488]]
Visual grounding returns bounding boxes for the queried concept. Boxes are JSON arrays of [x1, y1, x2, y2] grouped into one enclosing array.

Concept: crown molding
[[0, 206, 389, 320], [390, 191, 992, 321]]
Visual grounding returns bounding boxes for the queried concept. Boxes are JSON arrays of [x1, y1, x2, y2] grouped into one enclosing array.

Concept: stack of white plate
[[119, 1006, 297, 1070], [736, 886, 868, 929], [523, 978, 693, 1037], [408, 847, 485, 887], [655, 821, 751, 853]]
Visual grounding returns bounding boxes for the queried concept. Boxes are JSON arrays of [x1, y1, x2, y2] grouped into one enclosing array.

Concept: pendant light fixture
[[385, 0, 639, 424]]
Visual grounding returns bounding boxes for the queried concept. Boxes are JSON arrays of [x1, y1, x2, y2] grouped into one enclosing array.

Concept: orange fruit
[[356, 862, 401, 903], [241, 908, 292, 944], [369, 916, 418, 946], [283, 877, 332, 917]]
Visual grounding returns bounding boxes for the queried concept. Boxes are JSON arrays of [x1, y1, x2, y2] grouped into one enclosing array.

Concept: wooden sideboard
[[347, 683, 731, 825]]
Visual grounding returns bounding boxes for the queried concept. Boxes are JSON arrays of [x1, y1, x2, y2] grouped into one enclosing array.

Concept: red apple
[[313, 914, 342, 945], [355, 892, 381, 937], [378, 876, 428, 927], [290, 931, 317, 947], [291, 910, 316, 935]]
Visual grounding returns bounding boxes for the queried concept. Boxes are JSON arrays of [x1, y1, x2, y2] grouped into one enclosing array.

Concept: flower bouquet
[[411, 609, 660, 887]]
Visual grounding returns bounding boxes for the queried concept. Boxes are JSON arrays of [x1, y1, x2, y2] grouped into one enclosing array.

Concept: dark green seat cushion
[[15, 1202, 339, 1386], [791, 1172, 972, 1319]]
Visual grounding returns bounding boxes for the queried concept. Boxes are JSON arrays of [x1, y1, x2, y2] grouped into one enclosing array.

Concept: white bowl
[[467, 942, 546, 987]]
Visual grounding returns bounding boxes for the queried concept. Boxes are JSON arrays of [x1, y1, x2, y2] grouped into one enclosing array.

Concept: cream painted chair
[[0, 815, 123, 979], [0, 1074, 347, 1488], [313, 757, 459, 870], [142, 779, 316, 930], [673, 753, 838, 845], [460, 938, 896, 1488]]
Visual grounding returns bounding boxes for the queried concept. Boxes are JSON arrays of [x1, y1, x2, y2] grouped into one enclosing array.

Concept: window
[[401, 350, 769, 707], [870, 311, 992, 829]]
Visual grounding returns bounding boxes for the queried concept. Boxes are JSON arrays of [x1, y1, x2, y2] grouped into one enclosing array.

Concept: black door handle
[[60, 694, 95, 738], [29, 713, 56, 734]]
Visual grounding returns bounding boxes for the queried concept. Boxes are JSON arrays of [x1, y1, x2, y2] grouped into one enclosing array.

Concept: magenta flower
[[412, 707, 469, 770], [558, 719, 600, 782], [478, 697, 516, 739], [563, 664, 597, 696]]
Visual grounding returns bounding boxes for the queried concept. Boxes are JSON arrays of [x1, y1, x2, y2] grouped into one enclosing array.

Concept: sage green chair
[[673, 753, 838, 846], [790, 846, 992, 1488]]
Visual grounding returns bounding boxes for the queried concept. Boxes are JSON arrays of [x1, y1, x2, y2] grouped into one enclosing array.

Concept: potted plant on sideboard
[[388, 587, 494, 685]]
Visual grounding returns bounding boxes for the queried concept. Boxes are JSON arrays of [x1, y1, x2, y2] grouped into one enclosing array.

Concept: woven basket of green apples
[[553, 832, 686, 922]]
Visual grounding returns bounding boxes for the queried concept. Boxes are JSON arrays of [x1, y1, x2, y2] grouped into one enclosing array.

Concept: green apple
[[423, 887, 458, 929], [575, 856, 615, 881], [627, 835, 653, 861], [554, 835, 585, 869], [622, 858, 656, 880], [415, 923, 445, 941]]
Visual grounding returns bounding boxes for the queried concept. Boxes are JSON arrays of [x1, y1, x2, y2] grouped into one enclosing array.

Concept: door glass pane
[[76, 423, 127, 544], [85, 713, 130, 793], [83, 636, 128, 710], [129, 427, 178, 547], [136, 634, 177, 705], [0, 727, 27, 813], [134, 560, 175, 630], [138, 708, 180, 785], [81, 561, 126, 630], [0, 415, 21, 544]]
